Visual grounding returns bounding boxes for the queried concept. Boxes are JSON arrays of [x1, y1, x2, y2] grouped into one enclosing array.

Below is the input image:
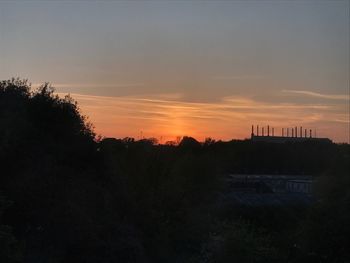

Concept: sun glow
[[56, 92, 349, 143]]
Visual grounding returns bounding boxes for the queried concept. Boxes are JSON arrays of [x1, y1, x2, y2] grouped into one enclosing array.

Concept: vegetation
[[0, 78, 349, 262]]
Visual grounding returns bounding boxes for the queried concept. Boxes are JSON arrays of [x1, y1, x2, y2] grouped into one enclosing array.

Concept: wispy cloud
[[282, 89, 349, 101], [32, 82, 144, 88], [211, 75, 265, 80], [55, 92, 348, 142]]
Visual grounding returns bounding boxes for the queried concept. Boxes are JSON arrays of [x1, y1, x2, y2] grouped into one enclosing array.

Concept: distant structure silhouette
[[250, 125, 332, 143]]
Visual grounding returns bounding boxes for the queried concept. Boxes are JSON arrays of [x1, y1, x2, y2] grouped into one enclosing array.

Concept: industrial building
[[226, 174, 313, 194], [222, 174, 314, 206], [250, 125, 332, 143]]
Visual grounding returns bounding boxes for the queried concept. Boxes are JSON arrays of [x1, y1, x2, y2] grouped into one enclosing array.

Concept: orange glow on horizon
[[57, 92, 349, 143]]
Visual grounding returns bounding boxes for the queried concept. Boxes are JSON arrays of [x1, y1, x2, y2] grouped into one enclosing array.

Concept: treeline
[[1, 79, 349, 262]]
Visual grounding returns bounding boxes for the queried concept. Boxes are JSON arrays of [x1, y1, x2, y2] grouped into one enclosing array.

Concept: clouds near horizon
[[56, 91, 348, 143]]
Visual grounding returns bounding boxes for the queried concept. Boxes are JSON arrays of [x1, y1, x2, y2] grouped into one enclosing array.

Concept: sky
[[1, 1, 349, 143]]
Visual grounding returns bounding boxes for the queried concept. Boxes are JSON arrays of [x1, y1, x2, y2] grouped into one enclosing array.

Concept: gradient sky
[[1, 1, 349, 142]]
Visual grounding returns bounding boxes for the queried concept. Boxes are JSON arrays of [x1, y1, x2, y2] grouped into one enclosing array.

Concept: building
[[222, 174, 314, 206], [286, 179, 312, 194], [226, 174, 313, 194], [250, 125, 332, 143]]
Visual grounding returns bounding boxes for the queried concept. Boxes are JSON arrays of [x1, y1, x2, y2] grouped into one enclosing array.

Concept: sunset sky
[[1, 1, 349, 142]]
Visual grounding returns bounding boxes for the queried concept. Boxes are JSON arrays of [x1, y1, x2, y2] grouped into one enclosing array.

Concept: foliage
[[0, 194, 22, 263], [207, 220, 279, 263]]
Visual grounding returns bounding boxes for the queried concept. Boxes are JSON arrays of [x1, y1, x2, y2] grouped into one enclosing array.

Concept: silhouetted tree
[[178, 136, 201, 152], [1, 78, 349, 262]]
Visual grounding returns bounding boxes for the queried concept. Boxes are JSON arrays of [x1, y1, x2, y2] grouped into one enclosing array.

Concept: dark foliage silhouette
[[0, 79, 349, 262]]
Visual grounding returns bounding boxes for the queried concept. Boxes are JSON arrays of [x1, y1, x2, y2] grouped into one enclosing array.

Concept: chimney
[[295, 126, 297, 137], [272, 127, 274, 136], [292, 128, 294, 137], [262, 127, 264, 136], [287, 128, 289, 137], [310, 129, 312, 138], [300, 127, 302, 138], [304, 129, 307, 138], [268, 125, 270, 136], [257, 125, 259, 136], [251, 125, 254, 137]]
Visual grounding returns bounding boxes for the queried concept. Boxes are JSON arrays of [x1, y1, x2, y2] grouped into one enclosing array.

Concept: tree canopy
[[0, 79, 349, 263]]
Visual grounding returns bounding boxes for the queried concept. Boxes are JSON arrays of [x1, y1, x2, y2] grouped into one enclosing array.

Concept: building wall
[[286, 180, 312, 194], [250, 135, 332, 143]]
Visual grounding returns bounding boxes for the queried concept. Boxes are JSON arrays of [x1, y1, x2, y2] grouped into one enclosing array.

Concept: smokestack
[[262, 127, 264, 136], [268, 125, 270, 136], [310, 129, 312, 138], [272, 127, 274, 136], [251, 125, 254, 137], [300, 127, 302, 138], [257, 125, 259, 136], [292, 128, 294, 137], [295, 127, 297, 137], [304, 129, 307, 138], [287, 128, 289, 137]]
